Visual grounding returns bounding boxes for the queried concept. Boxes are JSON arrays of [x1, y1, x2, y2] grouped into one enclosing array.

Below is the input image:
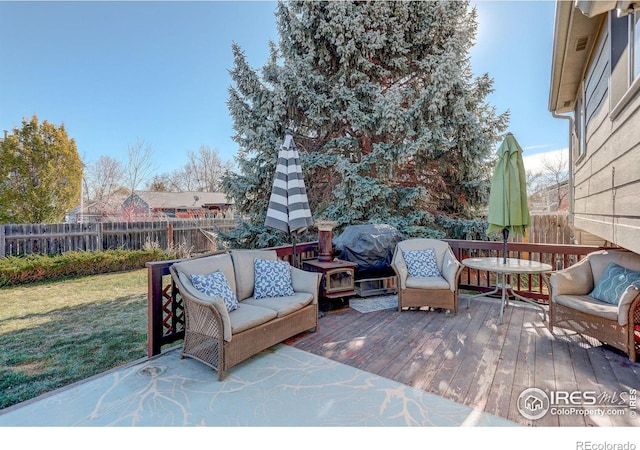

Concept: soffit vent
[[575, 36, 589, 52]]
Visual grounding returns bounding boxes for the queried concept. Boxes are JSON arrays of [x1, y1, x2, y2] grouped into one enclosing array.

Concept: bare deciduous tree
[[186, 145, 234, 192], [528, 151, 569, 211], [124, 139, 157, 195], [120, 139, 157, 220], [540, 152, 569, 210], [85, 155, 123, 204], [152, 145, 233, 192]]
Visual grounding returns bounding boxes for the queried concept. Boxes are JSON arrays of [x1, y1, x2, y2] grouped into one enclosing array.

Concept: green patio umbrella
[[487, 132, 530, 263]]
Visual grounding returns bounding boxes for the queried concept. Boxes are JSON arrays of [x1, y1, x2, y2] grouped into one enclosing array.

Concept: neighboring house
[[549, 0, 640, 254], [529, 180, 570, 213], [68, 196, 128, 223], [68, 191, 234, 222], [123, 191, 233, 219]]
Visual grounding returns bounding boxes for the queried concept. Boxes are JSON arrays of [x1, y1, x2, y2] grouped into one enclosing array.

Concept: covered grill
[[333, 224, 404, 297]]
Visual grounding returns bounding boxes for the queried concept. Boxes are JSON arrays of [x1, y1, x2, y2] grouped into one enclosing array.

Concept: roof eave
[[548, 1, 608, 114]]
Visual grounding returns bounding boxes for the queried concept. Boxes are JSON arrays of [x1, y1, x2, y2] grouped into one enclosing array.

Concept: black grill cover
[[333, 224, 405, 279]]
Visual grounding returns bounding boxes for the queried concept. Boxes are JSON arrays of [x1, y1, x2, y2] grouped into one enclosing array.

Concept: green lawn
[[0, 269, 149, 410]]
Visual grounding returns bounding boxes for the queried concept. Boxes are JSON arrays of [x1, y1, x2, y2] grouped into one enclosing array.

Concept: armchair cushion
[[403, 249, 441, 277], [554, 294, 618, 321], [589, 262, 640, 305], [406, 276, 450, 290], [190, 270, 239, 312], [589, 250, 640, 281], [253, 258, 295, 299], [549, 257, 594, 296]]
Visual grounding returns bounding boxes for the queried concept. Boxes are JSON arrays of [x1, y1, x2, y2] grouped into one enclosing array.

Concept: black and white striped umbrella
[[265, 130, 313, 238]]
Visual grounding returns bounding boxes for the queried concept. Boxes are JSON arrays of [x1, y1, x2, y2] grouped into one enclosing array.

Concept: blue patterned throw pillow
[[403, 249, 441, 277], [190, 270, 239, 312], [254, 258, 295, 299], [590, 262, 640, 305]]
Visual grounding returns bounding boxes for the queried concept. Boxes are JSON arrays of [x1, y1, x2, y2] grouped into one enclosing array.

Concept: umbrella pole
[[291, 233, 298, 268], [502, 229, 509, 264]]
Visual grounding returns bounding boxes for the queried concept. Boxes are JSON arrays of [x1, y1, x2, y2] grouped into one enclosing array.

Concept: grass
[[0, 269, 149, 410]]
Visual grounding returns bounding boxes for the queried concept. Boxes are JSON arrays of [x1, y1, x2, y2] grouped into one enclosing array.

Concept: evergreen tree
[[221, 42, 288, 248], [223, 1, 508, 246], [0, 116, 83, 224]]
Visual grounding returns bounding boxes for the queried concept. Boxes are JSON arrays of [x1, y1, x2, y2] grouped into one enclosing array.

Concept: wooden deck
[[288, 294, 640, 427]]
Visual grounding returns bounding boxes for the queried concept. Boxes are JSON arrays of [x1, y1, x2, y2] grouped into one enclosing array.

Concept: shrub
[[0, 249, 173, 287], [435, 215, 490, 240]]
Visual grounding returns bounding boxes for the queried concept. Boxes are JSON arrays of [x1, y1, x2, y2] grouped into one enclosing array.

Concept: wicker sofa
[[170, 249, 321, 380], [548, 249, 640, 362]]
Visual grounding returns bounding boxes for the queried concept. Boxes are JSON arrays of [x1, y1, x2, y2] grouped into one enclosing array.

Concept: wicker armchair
[[391, 238, 463, 314], [548, 249, 640, 362]]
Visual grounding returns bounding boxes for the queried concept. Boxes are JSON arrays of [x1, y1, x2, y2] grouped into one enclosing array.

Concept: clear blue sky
[[0, 1, 568, 177]]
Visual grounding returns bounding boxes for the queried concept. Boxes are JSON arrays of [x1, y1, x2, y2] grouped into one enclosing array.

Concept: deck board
[[287, 294, 640, 427], [441, 300, 494, 404], [487, 306, 525, 424], [464, 302, 507, 411], [565, 333, 599, 426]]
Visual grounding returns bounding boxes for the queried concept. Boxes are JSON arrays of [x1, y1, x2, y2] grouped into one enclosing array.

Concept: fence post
[[0, 225, 4, 258], [147, 262, 165, 357], [97, 222, 103, 251], [167, 222, 173, 247]]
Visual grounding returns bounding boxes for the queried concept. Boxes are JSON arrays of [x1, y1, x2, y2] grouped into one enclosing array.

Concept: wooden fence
[[0, 219, 237, 257], [527, 213, 574, 245], [0, 212, 578, 257]]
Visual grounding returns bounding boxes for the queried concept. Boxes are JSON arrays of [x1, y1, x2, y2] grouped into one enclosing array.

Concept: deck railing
[[146, 240, 610, 357], [444, 240, 608, 302]]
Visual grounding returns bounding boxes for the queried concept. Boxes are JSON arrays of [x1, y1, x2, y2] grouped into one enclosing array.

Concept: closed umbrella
[[487, 132, 530, 263], [265, 130, 313, 266]]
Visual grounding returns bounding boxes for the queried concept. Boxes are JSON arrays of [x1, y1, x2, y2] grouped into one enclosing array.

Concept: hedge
[[0, 249, 173, 287]]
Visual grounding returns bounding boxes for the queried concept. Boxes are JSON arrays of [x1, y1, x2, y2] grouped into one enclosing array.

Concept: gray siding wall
[[573, 18, 640, 254]]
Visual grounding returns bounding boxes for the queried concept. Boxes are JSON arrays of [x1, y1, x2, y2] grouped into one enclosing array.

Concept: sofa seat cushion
[[554, 294, 618, 321], [406, 276, 450, 290], [229, 303, 278, 335], [243, 292, 314, 318]]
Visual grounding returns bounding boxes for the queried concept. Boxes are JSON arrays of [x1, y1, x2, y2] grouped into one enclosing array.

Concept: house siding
[[573, 14, 640, 253]]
